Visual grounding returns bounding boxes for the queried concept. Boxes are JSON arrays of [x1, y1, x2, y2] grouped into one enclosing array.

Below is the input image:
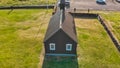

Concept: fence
[[97, 15, 120, 51], [0, 5, 54, 10]]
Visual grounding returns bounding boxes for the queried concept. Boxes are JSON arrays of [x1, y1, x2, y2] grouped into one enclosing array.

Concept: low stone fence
[[97, 15, 120, 51], [70, 13, 98, 18], [0, 5, 54, 10]]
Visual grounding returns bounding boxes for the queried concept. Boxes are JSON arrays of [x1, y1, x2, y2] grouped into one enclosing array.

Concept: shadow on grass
[[42, 55, 78, 68]]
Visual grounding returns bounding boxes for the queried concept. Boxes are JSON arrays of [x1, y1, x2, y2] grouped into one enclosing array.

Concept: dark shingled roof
[[44, 10, 77, 43]]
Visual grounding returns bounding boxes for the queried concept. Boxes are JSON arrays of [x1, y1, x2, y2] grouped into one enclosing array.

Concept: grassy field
[[0, 0, 56, 6], [0, 9, 120, 68], [100, 12, 120, 42], [75, 18, 120, 68], [0, 9, 52, 68]]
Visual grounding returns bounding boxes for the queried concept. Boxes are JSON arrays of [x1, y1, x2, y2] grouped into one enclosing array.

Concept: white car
[[96, 0, 106, 3]]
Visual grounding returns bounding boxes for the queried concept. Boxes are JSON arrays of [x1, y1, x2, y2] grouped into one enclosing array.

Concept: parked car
[[116, 0, 120, 3], [96, 0, 106, 4]]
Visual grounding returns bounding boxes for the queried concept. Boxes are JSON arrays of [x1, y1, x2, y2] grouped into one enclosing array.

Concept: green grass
[[0, 9, 52, 68], [75, 18, 120, 68], [0, 0, 56, 6], [0, 10, 120, 68], [42, 56, 78, 68], [100, 12, 120, 41]]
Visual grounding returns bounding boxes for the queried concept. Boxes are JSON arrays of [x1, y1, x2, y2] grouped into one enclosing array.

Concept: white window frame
[[49, 43, 55, 50], [66, 44, 72, 51]]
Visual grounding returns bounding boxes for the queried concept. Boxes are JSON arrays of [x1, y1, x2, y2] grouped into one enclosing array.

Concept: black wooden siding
[[44, 29, 77, 54]]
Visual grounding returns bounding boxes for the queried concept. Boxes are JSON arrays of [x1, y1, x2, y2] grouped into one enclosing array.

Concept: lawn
[[75, 18, 120, 68], [0, 9, 52, 68], [100, 12, 120, 42], [0, 0, 56, 6], [0, 10, 120, 68]]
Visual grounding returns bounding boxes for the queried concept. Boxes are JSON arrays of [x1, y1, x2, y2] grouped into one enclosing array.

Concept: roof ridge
[[59, 10, 63, 28]]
